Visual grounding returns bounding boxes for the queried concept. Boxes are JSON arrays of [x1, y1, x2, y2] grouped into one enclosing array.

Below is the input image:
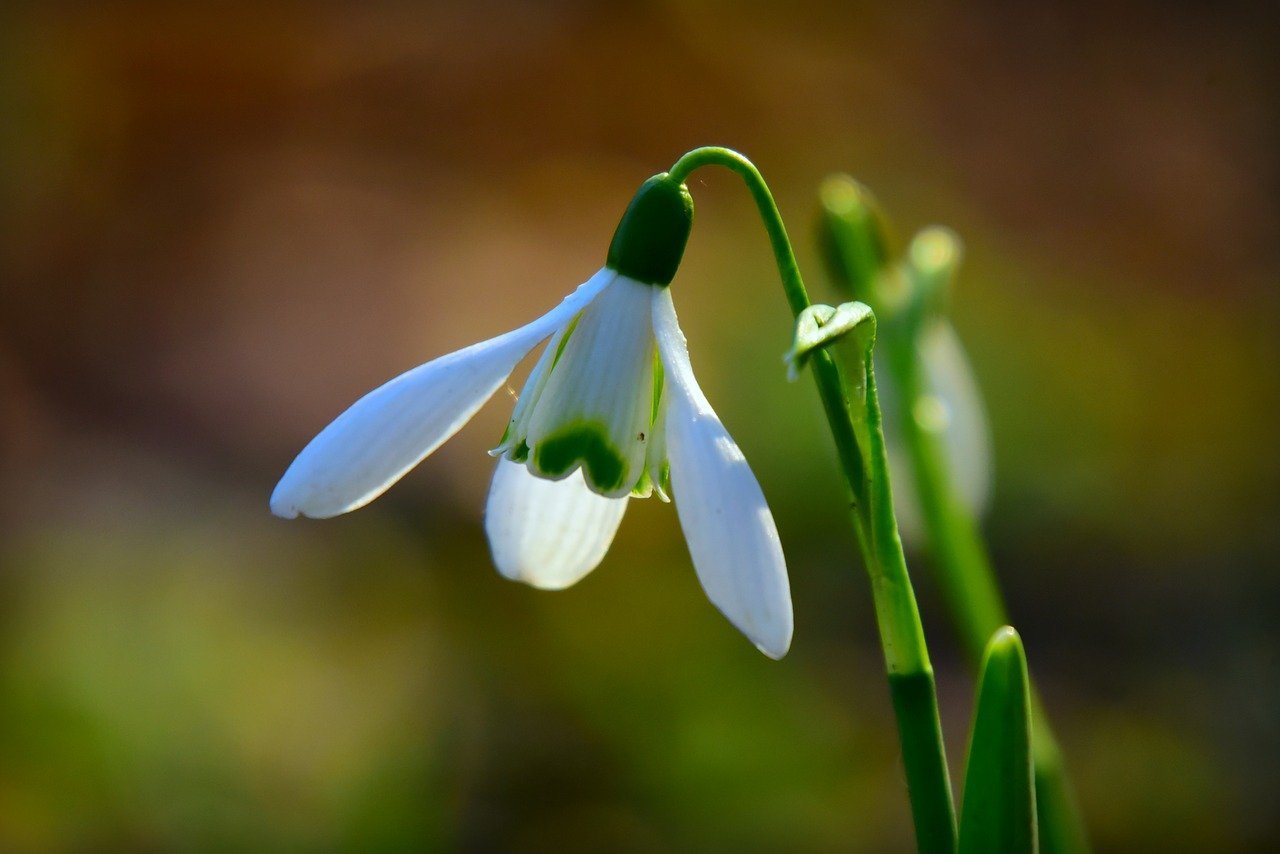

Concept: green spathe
[[534, 420, 628, 494], [606, 174, 694, 286], [817, 174, 891, 304]]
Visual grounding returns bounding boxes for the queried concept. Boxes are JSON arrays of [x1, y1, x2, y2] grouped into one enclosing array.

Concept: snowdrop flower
[[886, 317, 993, 527], [271, 175, 793, 658]]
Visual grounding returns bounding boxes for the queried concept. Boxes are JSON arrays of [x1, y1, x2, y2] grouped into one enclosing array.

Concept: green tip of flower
[[905, 226, 963, 316], [910, 226, 962, 274], [606, 174, 694, 287], [533, 420, 628, 494]]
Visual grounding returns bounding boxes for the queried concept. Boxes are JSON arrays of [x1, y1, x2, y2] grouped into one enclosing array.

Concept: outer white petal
[[271, 270, 615, 519], [485, 458, 628, 590], [651, 289, 793, 659]]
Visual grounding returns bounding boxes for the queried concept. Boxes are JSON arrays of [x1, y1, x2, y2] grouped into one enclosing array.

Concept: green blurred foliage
[[1, 1, 1276, 850]]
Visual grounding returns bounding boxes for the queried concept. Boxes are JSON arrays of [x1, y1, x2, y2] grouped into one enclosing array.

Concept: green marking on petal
[[534, 421, 627, 494], [651, 352, 664, 424], [631, 468, 653, 498], [551, 314, 580, 368], [511, 440, 530, 463]]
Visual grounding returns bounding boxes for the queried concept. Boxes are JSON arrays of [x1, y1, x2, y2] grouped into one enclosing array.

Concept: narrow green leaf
[[960, 626, 1038, 854]]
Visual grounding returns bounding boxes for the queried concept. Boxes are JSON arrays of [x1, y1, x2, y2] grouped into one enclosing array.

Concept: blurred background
[[1, 1, 1276, 850]]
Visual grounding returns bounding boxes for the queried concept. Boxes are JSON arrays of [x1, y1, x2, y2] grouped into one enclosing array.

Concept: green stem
[[669, 147, 957, 854], [819, 182, 1090, 853], [881, 311, 1089, 854], [882, 334, 1008, 665]]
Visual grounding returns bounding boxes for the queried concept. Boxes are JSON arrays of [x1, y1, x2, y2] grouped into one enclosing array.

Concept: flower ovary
[[606, 174, 694, 287]]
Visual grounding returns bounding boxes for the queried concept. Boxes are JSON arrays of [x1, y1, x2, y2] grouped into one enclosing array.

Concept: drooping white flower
[[271, 175, 793, 658]]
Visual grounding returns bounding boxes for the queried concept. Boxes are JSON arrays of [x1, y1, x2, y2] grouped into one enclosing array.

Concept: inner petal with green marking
[[513, 274, 668, 498]]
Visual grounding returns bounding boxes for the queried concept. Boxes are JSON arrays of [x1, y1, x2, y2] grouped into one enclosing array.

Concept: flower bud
[[817, 174, 892, 303]]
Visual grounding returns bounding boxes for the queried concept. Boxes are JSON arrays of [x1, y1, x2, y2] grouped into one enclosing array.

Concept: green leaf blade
[[960, 626, 1037, 854]]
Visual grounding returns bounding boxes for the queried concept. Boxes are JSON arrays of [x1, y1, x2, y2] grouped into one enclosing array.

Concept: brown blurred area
[[1, 2, 1276, 850]]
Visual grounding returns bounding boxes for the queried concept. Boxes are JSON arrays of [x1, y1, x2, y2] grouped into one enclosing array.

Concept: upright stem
[[669, 147, 957, 853], [881, 333, 1008, 665], [882, 332, 1089, 854], [819, 180, 1090, 853]]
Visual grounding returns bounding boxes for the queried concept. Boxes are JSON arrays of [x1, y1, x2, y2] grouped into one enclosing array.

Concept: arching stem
[[669, 147, 957, 853]]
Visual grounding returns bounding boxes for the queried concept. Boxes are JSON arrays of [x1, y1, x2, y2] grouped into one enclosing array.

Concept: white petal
[[271, 270, 615, 519], [485, 458, 628, 590], [525, 275, 657, 497], [920, 319, 993, 516], [652, 290, 793, 658]]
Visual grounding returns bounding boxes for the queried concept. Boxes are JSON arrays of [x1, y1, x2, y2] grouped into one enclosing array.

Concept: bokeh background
[[2, 2, 1276, 850]]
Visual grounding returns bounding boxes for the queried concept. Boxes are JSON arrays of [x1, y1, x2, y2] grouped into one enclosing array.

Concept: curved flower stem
[[669, 147, 958, 854]]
